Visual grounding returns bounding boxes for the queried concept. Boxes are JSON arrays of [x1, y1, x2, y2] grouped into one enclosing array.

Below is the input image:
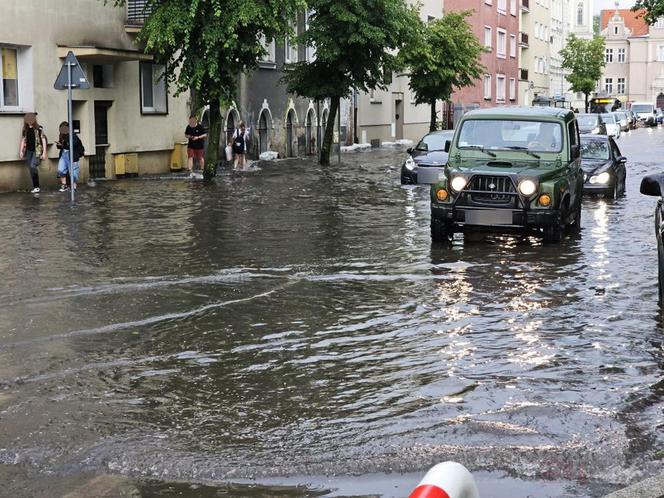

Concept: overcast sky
[[595, 0, 636, 14]]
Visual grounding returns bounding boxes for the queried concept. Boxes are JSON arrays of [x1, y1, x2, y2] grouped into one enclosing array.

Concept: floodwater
[[0, 128, 663, 498]]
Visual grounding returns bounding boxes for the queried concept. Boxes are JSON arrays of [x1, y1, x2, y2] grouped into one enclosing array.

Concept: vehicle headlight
[[518, 179, 538, 196], [450, 176, 467, 192], [590, 172, 611, 184], [405, 157, 416, 171]]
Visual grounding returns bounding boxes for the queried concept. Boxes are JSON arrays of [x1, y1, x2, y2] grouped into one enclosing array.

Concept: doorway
[[394, 98, 404, 140], [258, 110, 269, 154], [286, 109, 295, 157], [305, 109, 316, 155], [91, 101, 112, 179]]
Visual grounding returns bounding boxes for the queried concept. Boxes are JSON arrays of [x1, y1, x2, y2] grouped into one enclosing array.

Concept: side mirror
[[406, 147, 413, 155], [618, 156, 627, 164], [444, 140, 451, 153], [641, 174, 664, 197], [571, 144, 580, 160]]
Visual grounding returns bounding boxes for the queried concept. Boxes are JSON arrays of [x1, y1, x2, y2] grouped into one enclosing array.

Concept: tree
[[633, 0, 664, 25], [560, 34, 605, 113], [400, 11, 485, 133], [283, 0, 419, 165], [106, 0, 303, 178]]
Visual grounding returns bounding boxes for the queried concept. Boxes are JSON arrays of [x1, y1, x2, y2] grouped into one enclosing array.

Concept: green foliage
[[283, 0, 420, 163], [633, 0, 664, 25], [104, 0, 303, 173], [399, 11, 485, 130], [560, 34, 605, 99]]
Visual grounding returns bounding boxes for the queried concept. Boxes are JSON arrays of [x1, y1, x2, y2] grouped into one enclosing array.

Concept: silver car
[[600, 113, 621, 139], [613, 111, 630, 132]]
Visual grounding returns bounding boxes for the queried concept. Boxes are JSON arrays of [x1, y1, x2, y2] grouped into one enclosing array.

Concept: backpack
[[233, 129, 245, 154]]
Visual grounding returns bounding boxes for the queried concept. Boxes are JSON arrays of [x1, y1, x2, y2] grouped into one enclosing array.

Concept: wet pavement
[[0, 128, 663, 497]]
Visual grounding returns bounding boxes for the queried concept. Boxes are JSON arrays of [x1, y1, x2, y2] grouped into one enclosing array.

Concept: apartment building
[[600, 9, 664, 107], [549, 0, 572, 100], [0, 0, 190, 192], [519, 0, 553, 105], [446, 0, 520, 117]]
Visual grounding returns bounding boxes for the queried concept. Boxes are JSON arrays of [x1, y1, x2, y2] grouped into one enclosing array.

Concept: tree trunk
[[320, 96, 339, 166], [584, 92, 589, 113], [204, 99, 222, 179], [430, 100, 437, 132]]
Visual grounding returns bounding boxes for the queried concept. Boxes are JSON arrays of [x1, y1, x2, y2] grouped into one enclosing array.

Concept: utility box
[[170, 142, 188, 171], [114, 153, 139, 177]]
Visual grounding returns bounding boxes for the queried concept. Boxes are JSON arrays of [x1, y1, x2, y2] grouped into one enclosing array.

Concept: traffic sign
[[54, 51, 90, 90]]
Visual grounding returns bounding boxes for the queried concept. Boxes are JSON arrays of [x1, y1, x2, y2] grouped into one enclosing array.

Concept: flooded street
[[1, 127, 663, 497]]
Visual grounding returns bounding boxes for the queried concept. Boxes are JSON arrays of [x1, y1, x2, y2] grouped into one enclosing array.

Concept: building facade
[[549, 0, 573, 101], [519, 0, 553, 106], [0, 0, 190, 192], [446, 0, 520, 117], [598, 9, 664, 106]]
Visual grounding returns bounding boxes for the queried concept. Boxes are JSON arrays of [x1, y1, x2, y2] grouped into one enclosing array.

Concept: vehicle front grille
[[468, 175, 516, 204]]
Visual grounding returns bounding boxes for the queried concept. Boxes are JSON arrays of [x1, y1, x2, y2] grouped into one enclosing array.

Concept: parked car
[[430, 106, 583, 243], [640, 174, 664, 304], [657, 108, 664, 125], [631, 102, 657, 126], [577, 113, 608, 135], [599, 113, 621, 139], [613, 111, 630, 132], [580, 135, 627, 199], [401, 130, 454, 185]]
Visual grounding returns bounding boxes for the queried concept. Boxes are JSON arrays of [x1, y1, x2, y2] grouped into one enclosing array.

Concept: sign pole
[[67, 62, 75, 202]]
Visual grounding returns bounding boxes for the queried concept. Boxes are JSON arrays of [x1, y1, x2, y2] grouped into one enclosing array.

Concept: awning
[[57, 45, 153, 63]]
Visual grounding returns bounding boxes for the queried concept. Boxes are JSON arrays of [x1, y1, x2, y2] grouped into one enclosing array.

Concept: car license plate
[[417, 167, 443, 185], [465, 209, 513, 225]]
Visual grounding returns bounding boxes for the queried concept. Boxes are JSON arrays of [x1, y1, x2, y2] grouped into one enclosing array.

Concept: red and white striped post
[[409, 462, 480, 498]]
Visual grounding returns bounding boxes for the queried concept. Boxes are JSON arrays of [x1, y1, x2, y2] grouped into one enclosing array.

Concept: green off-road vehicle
[[430, 107, 583, 243]]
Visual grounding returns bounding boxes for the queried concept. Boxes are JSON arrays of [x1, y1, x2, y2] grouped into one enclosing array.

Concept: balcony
[[521, 0, 530, 11], [519, 69, 529, 81], [520, 32, 529, 47], [126, 0, 152, 30]]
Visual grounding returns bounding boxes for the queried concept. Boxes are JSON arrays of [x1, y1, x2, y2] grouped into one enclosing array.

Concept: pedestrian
[[56, 121, 84, 192], [232, 122, 249, 171], [19, 112, 47, 193], [185, 115, 207, 176]]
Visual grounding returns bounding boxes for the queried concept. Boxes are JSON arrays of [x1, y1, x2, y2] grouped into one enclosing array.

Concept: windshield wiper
[[504, 146, 541, 159], [463, 145, 496, 157]]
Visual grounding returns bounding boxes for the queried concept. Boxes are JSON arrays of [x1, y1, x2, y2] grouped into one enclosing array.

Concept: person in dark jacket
[[19, 113, 47, 193], [56, 122, 84, 192]]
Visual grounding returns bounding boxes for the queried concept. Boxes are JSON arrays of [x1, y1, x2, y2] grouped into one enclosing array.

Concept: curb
[[603, 471, 664, 497]]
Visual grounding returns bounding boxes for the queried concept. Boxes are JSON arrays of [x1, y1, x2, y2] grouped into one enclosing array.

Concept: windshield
[[457, 119, 563, 153], [577, 114, 598, 127], [580, 139, 610, 160], [416, 132, 453, 152], [632, 104, 653, 114], [600, 114, 616, 124]]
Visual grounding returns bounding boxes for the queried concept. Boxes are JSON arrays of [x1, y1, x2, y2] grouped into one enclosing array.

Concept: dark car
[[577, 113, 608, 135], [641, 174, 664, 304], [401, 130, 454, 185], [580, 135, 627, 199]]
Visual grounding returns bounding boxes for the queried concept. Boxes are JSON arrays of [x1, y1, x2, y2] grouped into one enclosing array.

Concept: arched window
[[577, 2, 584, 26]]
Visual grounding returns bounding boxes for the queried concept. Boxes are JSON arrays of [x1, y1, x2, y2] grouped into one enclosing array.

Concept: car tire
[[570, 200, 582, 235], [543, 215, 564, 243], [431, 218, 453, 243], [606, 182, 618, 200]]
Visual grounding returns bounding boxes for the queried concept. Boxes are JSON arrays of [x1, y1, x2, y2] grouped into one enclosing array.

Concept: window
[[604, 77, 613, 95], [497, 29, 507, 58], [658, 45, 664, 62], [260, 36, 276, 64], [498, 0, 506, 12], [483, 74, 492, 100], [605, 48, 613, 63], [484, 26, 493, 48], [92, 64, 114, 88], [458, 120, 563, 153], [509, 78, 516, 101], [618, 47, 626, 63], [617, 77, 625, 94], [568, 121, 579, 159], [496, 74, 506, 102], [510, 34, 517, 57], [1, 47, 19, 108], [140, 62, 167, 114], [614, 26, 619, 35], [304, 11, 316, 62], [577, 2, 584, 26], [510, 0, 517, 15], [285, 35, 298, 64], [655, 17, 664, 29]]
